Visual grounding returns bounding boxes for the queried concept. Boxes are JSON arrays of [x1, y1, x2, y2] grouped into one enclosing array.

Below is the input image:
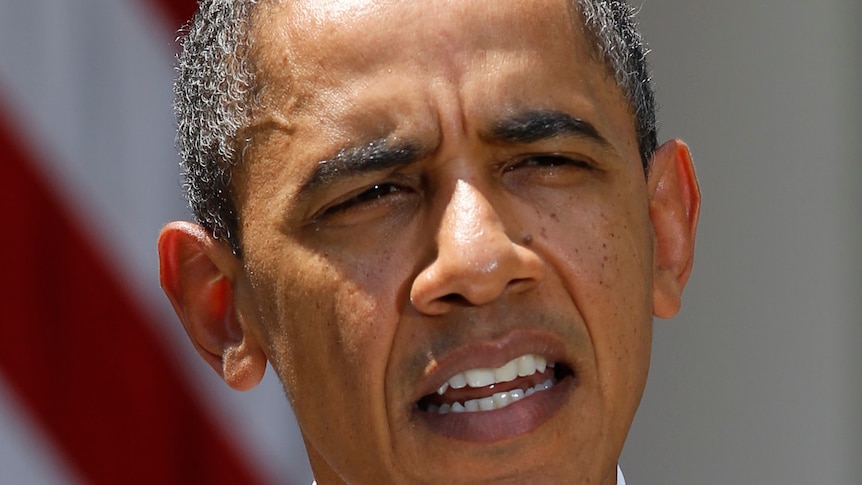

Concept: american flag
[[0, 1, 311, 483]]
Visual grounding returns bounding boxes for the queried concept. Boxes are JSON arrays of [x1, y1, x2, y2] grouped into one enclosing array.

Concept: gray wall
[[621, 1, 862, 484]]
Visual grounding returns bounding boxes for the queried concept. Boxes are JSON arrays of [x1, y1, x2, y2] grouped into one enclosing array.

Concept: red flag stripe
[[0, 94, 268, 484], [147, 0, 199, 31]]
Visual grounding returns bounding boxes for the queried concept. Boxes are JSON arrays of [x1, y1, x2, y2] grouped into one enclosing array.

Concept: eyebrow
[[488, 109, 610, 147], [299, 139, 424, 194], [297, 110, 606, 195]]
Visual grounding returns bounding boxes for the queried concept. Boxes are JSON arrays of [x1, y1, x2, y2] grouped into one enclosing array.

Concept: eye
[[501, 153, 599, 191], [507, 154, 593, 171], [318, 182, 408, 219]]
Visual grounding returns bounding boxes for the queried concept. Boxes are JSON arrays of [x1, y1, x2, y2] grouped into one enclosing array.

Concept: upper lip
[[410, 328, 572, 404]]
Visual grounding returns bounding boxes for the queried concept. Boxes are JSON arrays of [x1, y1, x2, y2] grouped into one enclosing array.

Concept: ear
[[157, 221, 266, 391], [648, 139, 701, 319]]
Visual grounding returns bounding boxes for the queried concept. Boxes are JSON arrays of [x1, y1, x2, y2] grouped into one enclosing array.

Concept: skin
[[158, 0, 700, 484]]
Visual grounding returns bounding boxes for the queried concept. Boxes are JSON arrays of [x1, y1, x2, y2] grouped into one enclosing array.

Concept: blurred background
[[0, 1, 858, 484], [624, 2, 862, 484]]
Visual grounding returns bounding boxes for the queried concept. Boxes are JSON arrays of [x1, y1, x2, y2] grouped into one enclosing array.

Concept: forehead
[[268, 0, 581, 60], [254, 0, 579, 56], [244, 0, 633, 169], [249, 0, 612, 102]]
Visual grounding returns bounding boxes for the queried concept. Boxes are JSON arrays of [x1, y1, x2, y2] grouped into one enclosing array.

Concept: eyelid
[[506, 152, 596, 171], [312, 177, 414, 222]]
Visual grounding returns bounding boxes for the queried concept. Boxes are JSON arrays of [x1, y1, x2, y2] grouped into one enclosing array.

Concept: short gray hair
[[174, 0, 657, 253]]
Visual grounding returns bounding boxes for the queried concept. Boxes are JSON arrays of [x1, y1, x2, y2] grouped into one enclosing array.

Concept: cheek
[[248, 239, 407, 407], [530, 191, 652, 293], [529, 188, 653, 429], [319, 241, 412, 357], [524, 188, 653, 360]]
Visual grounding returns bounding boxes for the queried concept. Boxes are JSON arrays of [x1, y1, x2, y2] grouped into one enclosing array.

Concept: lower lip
[[412, 374, 575, 442]]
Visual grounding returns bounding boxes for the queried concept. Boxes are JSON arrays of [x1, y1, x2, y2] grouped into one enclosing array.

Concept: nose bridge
[[440, 179, 506, 264]]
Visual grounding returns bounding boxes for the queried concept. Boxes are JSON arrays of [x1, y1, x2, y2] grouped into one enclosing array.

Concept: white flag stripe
[[0, 0, 184, 325], [0, 0, 311, 483]]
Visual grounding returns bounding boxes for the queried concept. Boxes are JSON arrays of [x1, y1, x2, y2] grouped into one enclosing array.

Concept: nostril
[[439, 293, 470, 305], [510, 277, 535, 289]]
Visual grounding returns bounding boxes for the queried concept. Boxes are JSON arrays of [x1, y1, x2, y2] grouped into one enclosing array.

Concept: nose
[[410, 179, 544, 315]]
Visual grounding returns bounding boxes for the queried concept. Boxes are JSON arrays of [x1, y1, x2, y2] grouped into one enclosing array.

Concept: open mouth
[[417, 354, 574, 414]]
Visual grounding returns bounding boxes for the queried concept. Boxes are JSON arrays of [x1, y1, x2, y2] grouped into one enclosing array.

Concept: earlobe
[[157, 221, 266, 391], [648, 140, 701, 319]]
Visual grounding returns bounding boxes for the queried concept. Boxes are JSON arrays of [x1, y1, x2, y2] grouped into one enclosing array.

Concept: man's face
[[235, 0, 655, 482]]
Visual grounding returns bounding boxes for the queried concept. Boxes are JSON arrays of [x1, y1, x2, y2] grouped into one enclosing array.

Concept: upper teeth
[[436, 354, 551, 395]]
